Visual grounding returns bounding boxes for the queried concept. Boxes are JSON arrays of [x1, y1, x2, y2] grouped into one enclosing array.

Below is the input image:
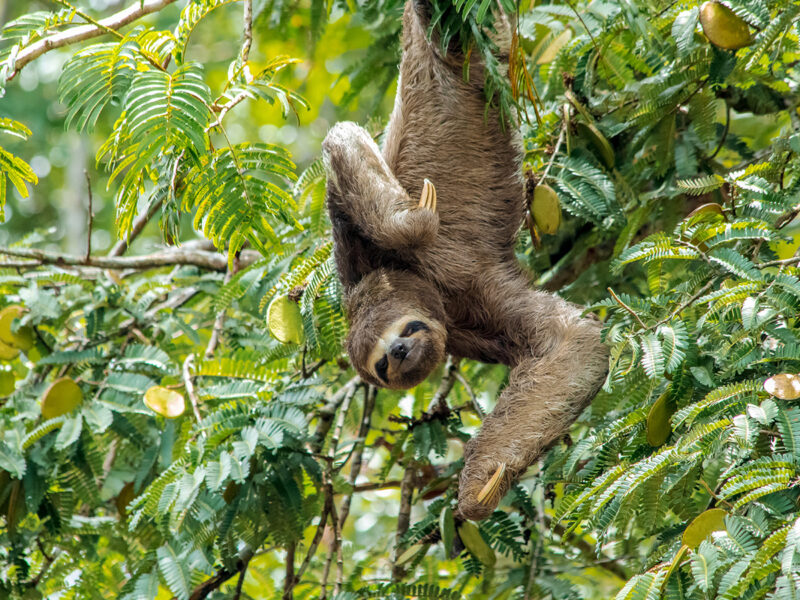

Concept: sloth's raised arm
[[322, 121, 439, 250]]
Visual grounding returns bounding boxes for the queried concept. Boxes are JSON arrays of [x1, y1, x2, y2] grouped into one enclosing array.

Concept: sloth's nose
[[390, 340, 409, 360]]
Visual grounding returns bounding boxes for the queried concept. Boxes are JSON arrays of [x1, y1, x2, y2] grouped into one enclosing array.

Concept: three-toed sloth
[[322, 0, 609, 520]]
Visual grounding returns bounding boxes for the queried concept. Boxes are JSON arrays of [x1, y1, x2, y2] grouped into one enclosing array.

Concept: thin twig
[[607, 287, 648, 329], [52, 0, 125, 39], [391, 463, 416, 581], [0, 245, 261, 272], [708, 103, 730, 160], [234, 556, 250, 600], [319, 486, 340, 600], [319, 387, 356, 598], [281, 544, 295, 600], [336, 386, 377, 593], [108, 198, 162, 257], [188, 551, 254, 600], [310, 377, 360, 454], [208, 90, 251, 130], [182, 354, 202, 423], [647, 277, 718, 331], [427, 356, 459, 411], [759, 255, 800, 268], [541, 110, 568, 182], [699, 478, 734, 510], [241, 0, 253, 63], [10, 0, 179, 77], [84, 170, 93, 261], [453, 371, 484, 418], [204, 254, 240, 359], [524, 474, 546, 600]]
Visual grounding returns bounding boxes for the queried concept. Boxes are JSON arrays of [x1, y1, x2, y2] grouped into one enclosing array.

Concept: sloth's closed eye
[[374, 355, 389, 382], [401, 320, 428, 337]]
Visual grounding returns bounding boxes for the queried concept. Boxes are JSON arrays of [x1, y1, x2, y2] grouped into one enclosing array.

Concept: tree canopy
[[1, 0, 800, 599]]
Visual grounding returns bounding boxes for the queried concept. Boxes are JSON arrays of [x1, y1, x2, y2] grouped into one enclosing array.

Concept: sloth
[[322, 0, 609, 520]]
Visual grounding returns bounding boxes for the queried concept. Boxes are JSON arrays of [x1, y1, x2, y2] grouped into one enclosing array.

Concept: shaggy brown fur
[[322, 0, 609, 520]]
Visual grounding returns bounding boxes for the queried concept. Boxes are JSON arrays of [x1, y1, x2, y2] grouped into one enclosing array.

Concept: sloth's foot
[[418, 178, 437, 212]]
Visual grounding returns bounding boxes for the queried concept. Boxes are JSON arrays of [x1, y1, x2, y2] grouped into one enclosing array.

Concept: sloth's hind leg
[[457, 305, 609, 521]]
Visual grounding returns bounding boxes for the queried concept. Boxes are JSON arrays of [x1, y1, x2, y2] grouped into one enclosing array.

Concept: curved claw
[[419, 178, 437, 212], [476, 463, 507, 507]]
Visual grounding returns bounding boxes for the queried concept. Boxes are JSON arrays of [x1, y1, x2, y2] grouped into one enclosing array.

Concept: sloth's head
[[345, 269, 447, 389]]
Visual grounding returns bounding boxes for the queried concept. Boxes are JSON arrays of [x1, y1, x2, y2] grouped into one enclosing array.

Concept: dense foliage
[[1, 0, 800, 598]]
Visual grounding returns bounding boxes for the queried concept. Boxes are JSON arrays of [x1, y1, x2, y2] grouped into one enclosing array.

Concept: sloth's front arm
[[322, 121, 438, 250]]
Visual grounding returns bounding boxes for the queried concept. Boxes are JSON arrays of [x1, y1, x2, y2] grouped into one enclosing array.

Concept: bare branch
[[10, 0, 179, 77], [336, 385, 377, 593], [453, 371, 484, 418], [182, 355, 202, 423], [84, 170, 93, 261], [310, 376, 360, 454], [108, 197, 162, 257], [427, 356, 459, 411], [188, 551, 253, 600], [391, 463, 416, 581], [204, 255, 240, 359], [281, 544, 295, 600], [241, 0, 253, 63], [0, 245, 261, 272]]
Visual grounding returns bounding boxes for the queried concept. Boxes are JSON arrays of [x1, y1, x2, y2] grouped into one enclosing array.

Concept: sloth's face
[[350, 312, 446, 390]]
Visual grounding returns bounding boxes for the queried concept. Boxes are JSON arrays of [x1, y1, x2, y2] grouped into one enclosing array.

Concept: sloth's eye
[[401, 320, 428, 337], [374, 355, 389, 383]]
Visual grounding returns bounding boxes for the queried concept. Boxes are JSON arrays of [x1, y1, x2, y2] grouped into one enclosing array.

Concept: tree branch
[[188, 552, 253, 600], [391, 463, 416, 581], [9, 0, 179, 77], [182, 354, 202, 423], [0, 245, 261, 272]]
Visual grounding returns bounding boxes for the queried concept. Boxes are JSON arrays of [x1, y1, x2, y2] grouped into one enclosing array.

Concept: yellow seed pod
[[0, 340, 20, 362], [646, 390, 674, 447], [116, 482, 136, 520], [143, 386, 185, 418], [0, 370, 15, 396], [0, 306, 34, 352], [41, 377, 83, 420], [457, 521, 496, 566], [682, 508, 727, 549], [764, 373, 800, 400], [267, 295, 305, 345], [530, 184, 562, 235], [699, 2, 752, 50], [576, 121, 615, 169]]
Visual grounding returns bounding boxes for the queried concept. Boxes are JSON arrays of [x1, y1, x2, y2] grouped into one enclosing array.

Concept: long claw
[[419, 179, 437, 212], [476, 463, 506, 507], [419, 179, 431, 209]]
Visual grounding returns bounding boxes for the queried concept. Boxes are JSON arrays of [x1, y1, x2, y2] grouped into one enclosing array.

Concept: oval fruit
[[0, 340, 19, 362], [531, 184, 562, 235], [396, 543, 429, 565], [457, 521, 496, 566], [576, 121, 615, 169], [699, 2, 751, 50], [267, 295, 305, 345], [0, 370, 15, 396], [144, 386, 185, 418], [440, 506, 455, 556], [41, 377, 83, 420], [764, 373, 800, 400], [682, 508, 727, 549], [646, 390, 674, 447], [0, 306, 34, 351], [116, 482, 135, 520]]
